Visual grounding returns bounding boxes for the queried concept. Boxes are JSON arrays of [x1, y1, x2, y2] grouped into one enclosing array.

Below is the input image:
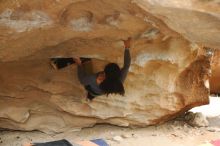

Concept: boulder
[[185, 112, 209, 127], [0, 0, 213, 133]]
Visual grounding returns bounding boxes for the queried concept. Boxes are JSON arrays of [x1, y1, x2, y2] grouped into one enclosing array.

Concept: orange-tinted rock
[[0, 0, 213, 133], [210, 50, 220, 94]]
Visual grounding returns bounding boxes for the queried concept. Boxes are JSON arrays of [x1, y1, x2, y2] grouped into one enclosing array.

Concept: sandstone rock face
[[134, 0, 220, 48], [0, 0, 213, 133], [210, 50, 220, 94]]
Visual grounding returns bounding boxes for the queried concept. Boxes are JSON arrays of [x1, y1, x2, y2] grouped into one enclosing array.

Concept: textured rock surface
[[184, 112, 209, 127], [0, 0, 214, 133], [134, 0, 220, 48], [210, 50, 220, 93]]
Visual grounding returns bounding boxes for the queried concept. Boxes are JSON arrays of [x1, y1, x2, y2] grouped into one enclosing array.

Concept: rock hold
[[185, 112, 209, 127]]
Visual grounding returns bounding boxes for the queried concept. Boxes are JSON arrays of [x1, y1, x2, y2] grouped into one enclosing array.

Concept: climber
[[50, 37, 131, 100], [74, 37, 131, 100]]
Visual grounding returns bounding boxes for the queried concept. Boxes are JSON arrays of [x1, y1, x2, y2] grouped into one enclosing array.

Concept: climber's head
[[99, 63, 125, 96], [104, 63, 121, 79]]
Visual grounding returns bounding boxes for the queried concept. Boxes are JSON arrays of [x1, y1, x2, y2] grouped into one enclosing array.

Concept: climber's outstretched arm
[[120, 38, 131, 82]]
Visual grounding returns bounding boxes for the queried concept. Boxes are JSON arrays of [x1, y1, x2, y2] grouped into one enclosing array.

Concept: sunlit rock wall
[[0, 0, 213, 133]]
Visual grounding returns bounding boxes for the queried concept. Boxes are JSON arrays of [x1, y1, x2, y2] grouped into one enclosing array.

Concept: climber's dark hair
[[99, 63, 125, 96], [104, 63, 121, 79], [99, 78, 125, 96]]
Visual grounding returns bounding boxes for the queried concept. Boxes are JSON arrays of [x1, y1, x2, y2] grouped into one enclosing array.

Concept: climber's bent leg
[[84, 85, 100, 100]]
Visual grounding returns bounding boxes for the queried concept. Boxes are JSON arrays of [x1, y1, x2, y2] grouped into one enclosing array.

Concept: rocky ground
[[0, 118, 220, 146]]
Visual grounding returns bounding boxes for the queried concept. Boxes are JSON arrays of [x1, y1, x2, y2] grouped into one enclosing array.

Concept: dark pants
[[85, 85, 100, 100]]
